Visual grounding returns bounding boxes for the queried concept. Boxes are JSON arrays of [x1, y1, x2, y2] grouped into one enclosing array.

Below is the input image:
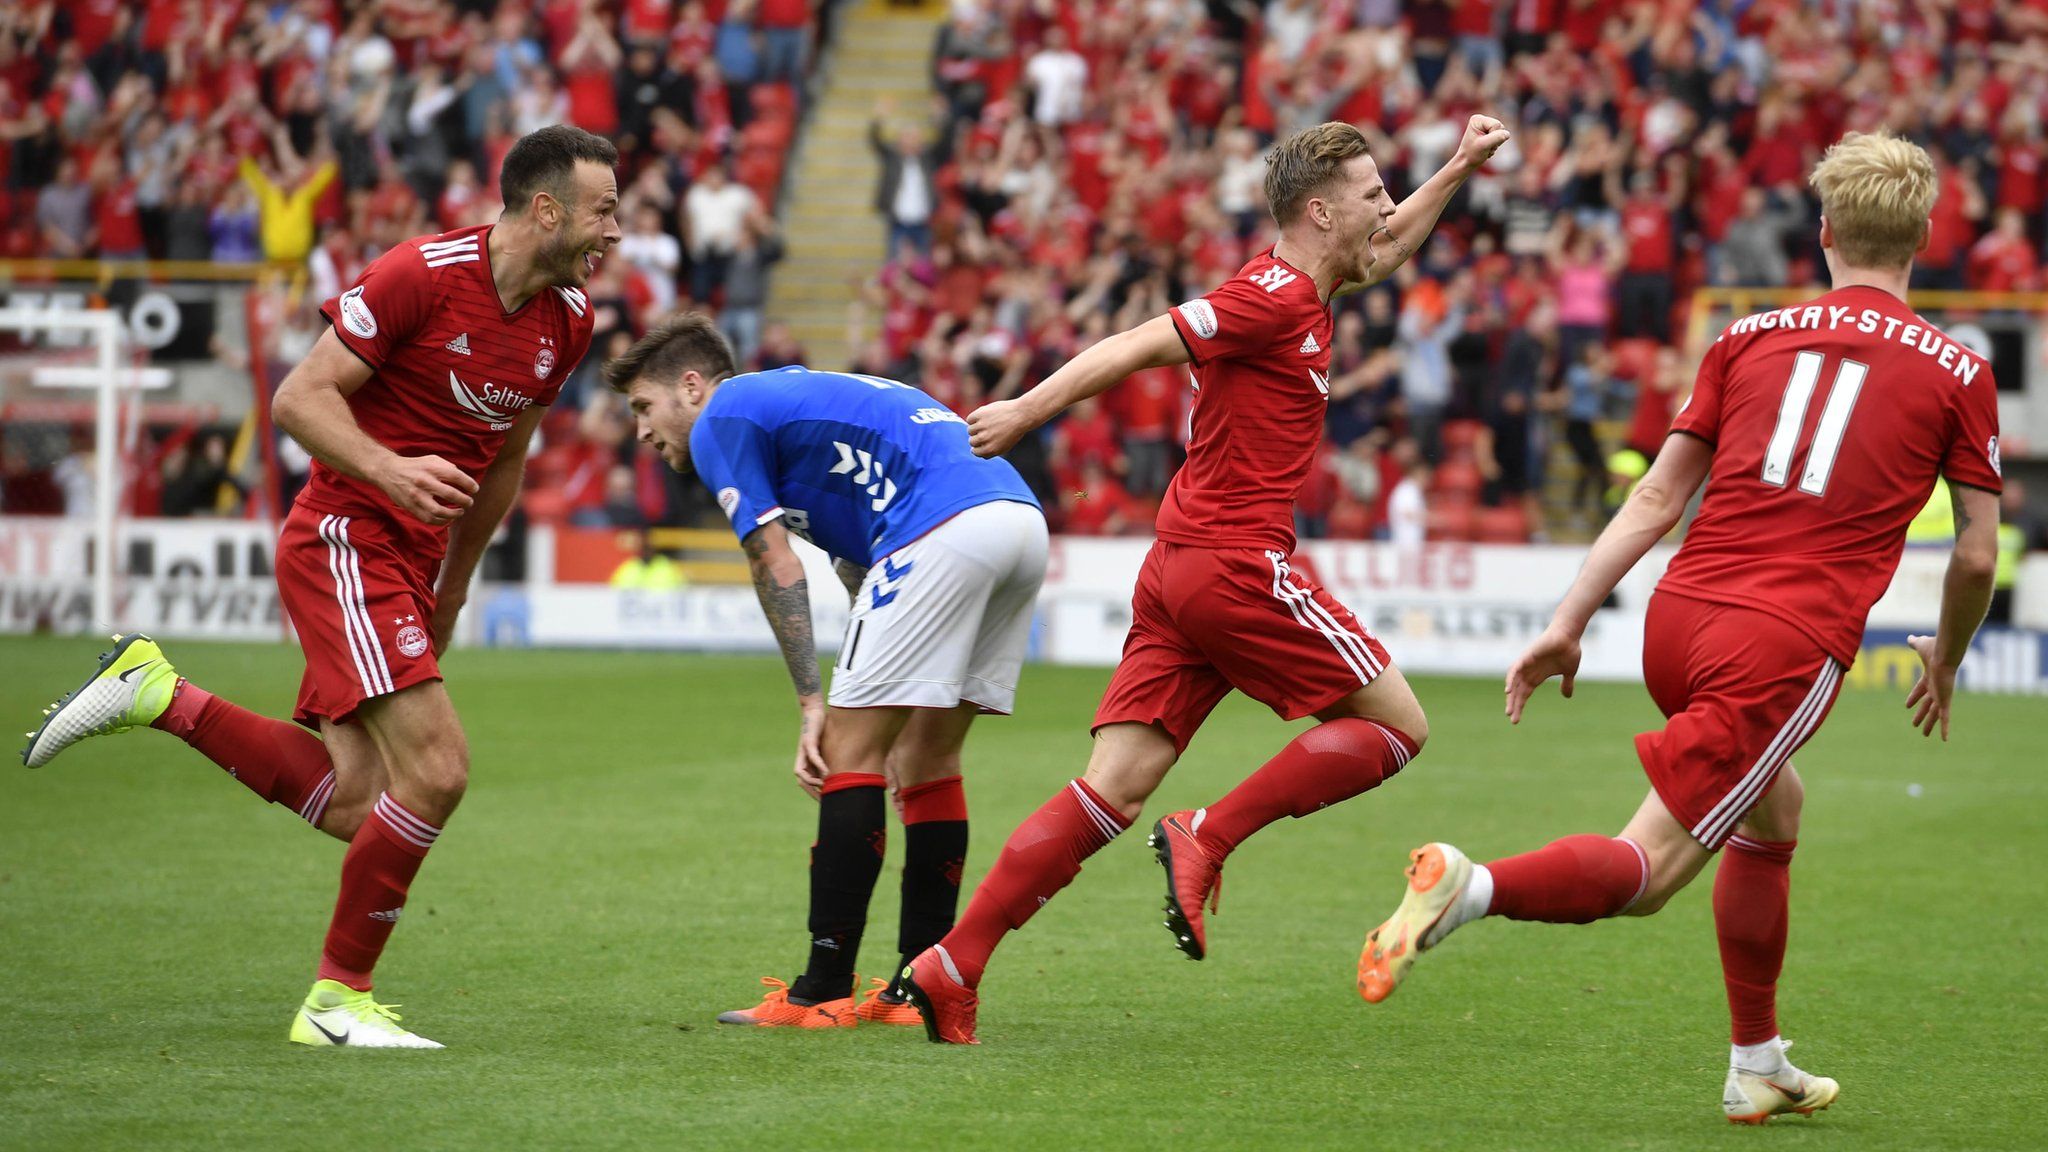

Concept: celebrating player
[[898, 116, 1510, 1044], [21, 125, 620, 1048], [1357, 133, 2001, 1123], [604, 314, 1047, 1028]]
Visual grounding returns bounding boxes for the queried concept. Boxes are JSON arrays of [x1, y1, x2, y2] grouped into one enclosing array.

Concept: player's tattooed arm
[[743, 522, 822, 699], [833, 558, 869, 605]]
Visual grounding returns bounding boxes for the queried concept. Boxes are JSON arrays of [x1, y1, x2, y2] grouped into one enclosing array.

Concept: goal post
[[0, 307, 126, 629]]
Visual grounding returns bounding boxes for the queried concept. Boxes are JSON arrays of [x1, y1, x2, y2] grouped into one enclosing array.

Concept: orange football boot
[[1150, 810, 1224, 960], [714, 977, 857, 1028], [851, 977, 924, 1025], [899, 947, 980, 1044]]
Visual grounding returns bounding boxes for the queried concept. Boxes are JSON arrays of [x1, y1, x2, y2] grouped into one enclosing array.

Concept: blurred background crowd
[[3, 0, 2045, 550]]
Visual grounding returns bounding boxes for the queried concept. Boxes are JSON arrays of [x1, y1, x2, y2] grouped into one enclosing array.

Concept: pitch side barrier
[[7, 519, 2041, 694]]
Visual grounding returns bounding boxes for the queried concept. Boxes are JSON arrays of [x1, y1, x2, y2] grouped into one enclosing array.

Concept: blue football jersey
[[688, 366, 1040, 564]]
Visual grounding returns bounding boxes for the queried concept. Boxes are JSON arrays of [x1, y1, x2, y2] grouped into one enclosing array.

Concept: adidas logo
[[444, 332, 471, 356], [368, 908, 403, 923], [1299, 332, 1321, 355]]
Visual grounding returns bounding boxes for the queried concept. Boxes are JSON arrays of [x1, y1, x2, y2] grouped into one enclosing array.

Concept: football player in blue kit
[[604, 313, 1047, 1027]]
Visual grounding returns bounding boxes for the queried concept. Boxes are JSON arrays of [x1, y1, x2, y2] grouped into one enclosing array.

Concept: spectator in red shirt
[[91, 153, 146, 259], [1060, 459, 1140, 537], [1615, 168, 1676, 341], [1969, 208, 2040, 292], [757, 0, 809, 83]]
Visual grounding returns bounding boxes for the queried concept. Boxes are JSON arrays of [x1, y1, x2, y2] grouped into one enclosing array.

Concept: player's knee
[[402, 733, 470, 811], [1748, 771, 1805, 840], [1398, 709, 1430, 752]]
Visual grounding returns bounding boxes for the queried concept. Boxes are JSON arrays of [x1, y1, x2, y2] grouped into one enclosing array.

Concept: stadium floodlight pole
[[0, 307, 125, 629]]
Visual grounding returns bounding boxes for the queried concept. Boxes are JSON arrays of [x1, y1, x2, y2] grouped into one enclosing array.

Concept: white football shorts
[[828, 499, 1049, 713]]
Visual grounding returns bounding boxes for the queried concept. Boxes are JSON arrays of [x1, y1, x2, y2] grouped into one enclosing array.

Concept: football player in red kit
[[22, 126, 619, 1047], [898, 116, 1511, 1044], [1358, 133, 2002, 1123]]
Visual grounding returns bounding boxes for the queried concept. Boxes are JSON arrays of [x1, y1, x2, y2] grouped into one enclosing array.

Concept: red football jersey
[[306, 224, 595, 558], [1159, 250, 1335, 552], [1659, 285, 2002, 664]]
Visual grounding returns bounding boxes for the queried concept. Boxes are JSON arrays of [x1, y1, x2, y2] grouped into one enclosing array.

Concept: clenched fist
[[1454, 115, 1512, 174], [967, 398, 1039, 459]]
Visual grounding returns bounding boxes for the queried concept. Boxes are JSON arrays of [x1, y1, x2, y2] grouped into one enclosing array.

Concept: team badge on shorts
[[396, 624, 431, 659], [534, 347, 556, 380]]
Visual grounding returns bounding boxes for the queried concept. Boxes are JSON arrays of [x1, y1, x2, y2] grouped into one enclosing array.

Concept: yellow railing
[[644, 526, 751, 584]]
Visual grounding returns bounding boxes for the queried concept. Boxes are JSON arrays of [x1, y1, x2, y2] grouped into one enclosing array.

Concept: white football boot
[[289, 980, 444, 1049], [1723, 1041, 1838, 1124]]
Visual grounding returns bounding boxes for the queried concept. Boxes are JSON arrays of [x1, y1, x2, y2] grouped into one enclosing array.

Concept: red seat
[[1431, 459, 1484, 501], [1426, 500, 1475, 541], [750, 83, 798, 119], [1473, 504, 1530, 543], [522, 487, 570, 527], [1326, 497, 1372, 540], [1440, 419, 1485, 459]]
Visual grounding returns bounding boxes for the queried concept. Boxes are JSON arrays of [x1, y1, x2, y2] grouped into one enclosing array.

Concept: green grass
[[2, 635, 2044, 1150]]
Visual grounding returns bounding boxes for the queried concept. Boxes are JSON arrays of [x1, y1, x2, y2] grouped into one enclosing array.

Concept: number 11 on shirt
[[1762, 349, 1868, 498]]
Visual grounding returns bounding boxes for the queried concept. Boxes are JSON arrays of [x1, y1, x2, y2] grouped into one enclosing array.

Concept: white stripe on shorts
[[1266, 552, 1383, 683], [319, 515, 394, 697], [1692, 659, 1840, 847]]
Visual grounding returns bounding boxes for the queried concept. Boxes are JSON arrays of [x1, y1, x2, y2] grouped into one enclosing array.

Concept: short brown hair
[[1809, 131, 1936, 270], [1264, 122, 1372, 225], [602, 312, 738, 392]]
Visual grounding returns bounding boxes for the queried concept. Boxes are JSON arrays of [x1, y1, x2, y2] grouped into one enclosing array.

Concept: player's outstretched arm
[[741, 519, 830, 794], [427, 404, 544, 655], [1356, 114, 1511, 289], [274, 328, 478, 525], [1906, 482, 2000, 740], [1506, 432, 1712, 723], [966, 313, 1188, 458]]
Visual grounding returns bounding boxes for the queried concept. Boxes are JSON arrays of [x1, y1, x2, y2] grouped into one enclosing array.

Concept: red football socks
[[935, 779, 1128, 987], [317, 792, 442, 990], [1195, 718, 1418, 858], [1715, 834, 1796, 1045], [1485, 834, 1650, 923], [152, 679, 337, 827]]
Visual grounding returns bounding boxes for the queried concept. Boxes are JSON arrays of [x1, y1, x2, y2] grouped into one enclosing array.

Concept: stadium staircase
[[768, 0, 945, 370]]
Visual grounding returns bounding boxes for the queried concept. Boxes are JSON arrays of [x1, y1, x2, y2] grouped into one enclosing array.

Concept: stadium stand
[[2, 0, 2044, 550]]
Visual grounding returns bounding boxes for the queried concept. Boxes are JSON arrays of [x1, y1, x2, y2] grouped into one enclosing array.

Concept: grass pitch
[[2, 635, 2044, 1151]]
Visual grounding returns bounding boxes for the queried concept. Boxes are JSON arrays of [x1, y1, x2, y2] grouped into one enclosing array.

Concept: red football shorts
[[1635, 590, 1844, 850], [1094, 543, 1392, 753], [275, 505, 444, 726]]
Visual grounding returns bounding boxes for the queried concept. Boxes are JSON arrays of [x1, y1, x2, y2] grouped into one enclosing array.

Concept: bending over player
[[22, 126, 620, 1048], [899, 116, 1510, 1043], [604, 314, 1046, 1027], [1357, 133, 2002, 1124]]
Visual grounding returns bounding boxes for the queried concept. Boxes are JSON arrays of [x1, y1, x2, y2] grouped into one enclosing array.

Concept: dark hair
[[603, 312, 738, 392], [499, 125, 619, 215]]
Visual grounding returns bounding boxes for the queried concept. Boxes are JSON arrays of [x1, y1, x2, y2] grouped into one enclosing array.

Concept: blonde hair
[[1264, 122, 1372, 226], [1808, 131, 1936, 270]]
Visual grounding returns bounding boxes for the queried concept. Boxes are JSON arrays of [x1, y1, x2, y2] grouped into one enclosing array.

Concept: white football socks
[[1423, 863, 1493, 948], [1732, 1036, 1787, 1074]]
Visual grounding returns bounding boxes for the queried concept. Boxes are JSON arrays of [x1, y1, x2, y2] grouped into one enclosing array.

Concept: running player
[[1357, 133, 2001, 1124], [603, 314, 1046, 1028], [21, 125, 620, 1048], [899, 116, 1510, 1043]]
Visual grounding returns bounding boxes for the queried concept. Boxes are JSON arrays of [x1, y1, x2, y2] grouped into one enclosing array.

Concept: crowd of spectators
[[0, 0, 823, 522], [853, 0, 2048, 542], [9, 1, 2048, 544]]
